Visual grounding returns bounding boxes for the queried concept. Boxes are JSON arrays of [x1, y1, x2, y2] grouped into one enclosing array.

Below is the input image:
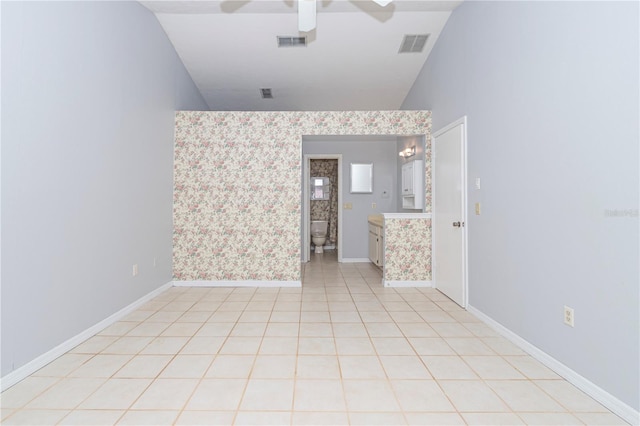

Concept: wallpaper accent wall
[[174, 111, 431, 282], [310, 159, 338, 246], [384, 217, 432, 282]]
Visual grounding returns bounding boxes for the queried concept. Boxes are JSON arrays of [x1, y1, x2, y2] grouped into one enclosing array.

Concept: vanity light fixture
[[399, 146, 416, 158]]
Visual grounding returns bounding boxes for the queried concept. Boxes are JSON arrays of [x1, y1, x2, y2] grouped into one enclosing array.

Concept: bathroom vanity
[[367, 214, 384, 268]]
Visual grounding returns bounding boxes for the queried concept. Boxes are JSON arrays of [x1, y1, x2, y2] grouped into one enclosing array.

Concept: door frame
[[432, 116, 469, 308], [302, 154, 343, 263]]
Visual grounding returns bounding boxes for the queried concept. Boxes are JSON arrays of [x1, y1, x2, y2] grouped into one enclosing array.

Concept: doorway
[[433, 117, 468, 308], [302, 154, 343, 263]]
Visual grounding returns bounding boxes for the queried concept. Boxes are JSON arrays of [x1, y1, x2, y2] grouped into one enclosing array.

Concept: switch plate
[[132, 264, 139, 277], [475, 178, 481, 189], [372, 203, 377, 209], [344, 203, 352, 210], [475, 202, 481, 215], [564, 305, 575, 327]]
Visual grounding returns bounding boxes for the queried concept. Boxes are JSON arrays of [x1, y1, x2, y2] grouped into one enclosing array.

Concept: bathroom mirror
[[350, 163, 373, 194]]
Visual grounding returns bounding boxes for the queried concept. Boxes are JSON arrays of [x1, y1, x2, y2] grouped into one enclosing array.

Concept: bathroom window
[[311, 177, 330, 200]]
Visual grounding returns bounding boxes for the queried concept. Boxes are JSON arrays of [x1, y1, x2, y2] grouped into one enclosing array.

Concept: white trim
[[340, 258, 371, 263], [173, 280, 302, 288], [384, 280, 432, 288], [467, 304, 640, 425], [383, 213, 432, 220], [0, 281, 173, 392], [302, 154, 343, 264], [432, 116, 468, 308]]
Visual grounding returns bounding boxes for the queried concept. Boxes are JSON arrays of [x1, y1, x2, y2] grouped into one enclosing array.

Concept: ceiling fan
[[298, 0, 393, 32]]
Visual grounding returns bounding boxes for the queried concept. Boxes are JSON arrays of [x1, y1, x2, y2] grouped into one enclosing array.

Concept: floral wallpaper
[[310, 159, 338, 245], [384, 217, 432, 282], [174, 111, 431, 282]]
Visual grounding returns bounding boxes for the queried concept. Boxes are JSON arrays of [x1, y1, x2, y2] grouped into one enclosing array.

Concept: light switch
[[344, 203, 353, 210], [372, 203, 377, 209], [475, 202, 481, 215], [475, 178, 481, 190]]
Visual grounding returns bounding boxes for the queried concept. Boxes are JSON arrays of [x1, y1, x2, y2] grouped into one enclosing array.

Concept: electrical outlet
[[372, 203, 377, 209], [344, 203, 352, 210], [564, 305, 574, 327], [475, 202, 481, 215], [133, 264, 139, 277]]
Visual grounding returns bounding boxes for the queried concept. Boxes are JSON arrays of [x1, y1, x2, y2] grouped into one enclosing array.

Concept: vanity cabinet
[[368, 223, 384, 268], [401, 160, 424, 210]]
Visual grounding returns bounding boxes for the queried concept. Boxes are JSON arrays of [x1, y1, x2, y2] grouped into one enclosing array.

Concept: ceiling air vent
[[399, 34, 430, 53], [260, 88, 273, 99], [277, 36, 307, 48]]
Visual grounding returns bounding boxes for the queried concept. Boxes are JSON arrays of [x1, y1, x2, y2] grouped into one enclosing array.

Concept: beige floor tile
[[332, 322, 369, 337], [300, 322, 333, 337], [78, 378, 151, 409], [535, 379, 609, 412], [98, 321, 139, 336], [239, 379, 294, 411], [185, 378, 246, 410], [358, 311, 393, 322], [179, 336, 225, 354], [298, 337, 336, 355], [0, 377, 60, 408], [349, 411, 407, 425], [230, 322, 268, 337], [208, 311, 242, 322], [259, 336, 298, 354], [444, 337, 495, 355], [206, 355, 255, 378], [269, 311, 299, 322], [175, 410, 235, 425], [116, 410, 179, 425], [371, 337, 416, 355], [102, 336, 153, 354], [462, 355, 525, 379], [234, 411, 292, 426], [139, 336, 189, 355], [366, 322, 404, 337], [70, 336, 118, 354], [389, 311, 425, 323], [59, 409, 124, 425], [439, 380, 510, 412], [486, 380, 566, 412], [196, 322, 234, 336], [160, 322, 203, 337], [2, 409, 69, 425], [481, 337, 526, 355], [335, 337, 376, 355], [422, 355, 478, 379], [461, 412, 525, 425], [330, 311, 362, 322], [379, 355, 431, 379], [294, 379, 346, 411], [177, 310, 213, 322], [516, 412, 583, 425], [32, 354, 92, 378], [396, 322, 438, 337], [159, 354, 214, 378], [339, 356, 386, 379], [503, 355, 560, 379], [238, 311, 271, 322], [113, 355, 172, 378], [391, 379, 454, 411], [409, 337, 456, 355], [26, 378, 105, 409], [146, 311, 183, 323], [405, 412, 465, 425], [292, 411, 349, 425], [126, 322, 169, 337], [219, 336, 262, 354], [573, 412, 629, 425], [431, 322, 474, 337], [343, 380, 401, 412], [67, 354, 132, 378], [251, 355, 297, 378], [296, 355, 341, 379], [300, 311, 331, 322], [264, 323, 299, 337], [131, 378, 198, 409]]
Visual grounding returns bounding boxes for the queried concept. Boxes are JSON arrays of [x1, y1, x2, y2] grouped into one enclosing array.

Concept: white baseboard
[[173, 280, 302, 288], [467, 304, 639, 425], [0, 281, 173, 392], [384, 280, 432, 288], [341, 258, 371, 263]]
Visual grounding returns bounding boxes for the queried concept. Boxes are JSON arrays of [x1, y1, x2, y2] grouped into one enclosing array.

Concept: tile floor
[[0, 251, 628, 425]]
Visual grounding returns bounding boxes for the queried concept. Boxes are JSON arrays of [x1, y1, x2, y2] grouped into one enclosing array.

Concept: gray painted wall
[[1, 1, 207, 376], [303, 138, 398, 259], [402, 1, 639, 410]]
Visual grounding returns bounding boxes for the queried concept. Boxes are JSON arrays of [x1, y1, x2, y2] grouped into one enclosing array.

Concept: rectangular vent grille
[[277, 36, 307, 48], [399, 34, 429, 53], [260, 88, 273, 99]]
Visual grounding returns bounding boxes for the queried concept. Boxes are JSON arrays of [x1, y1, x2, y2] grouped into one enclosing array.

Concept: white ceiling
[[141, 1, 462, 111]]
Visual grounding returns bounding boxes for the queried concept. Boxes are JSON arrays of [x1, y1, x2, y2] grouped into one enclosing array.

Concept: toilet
[[310, 220, 328, 253]]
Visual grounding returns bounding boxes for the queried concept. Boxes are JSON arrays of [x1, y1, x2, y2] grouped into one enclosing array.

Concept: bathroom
[[302, 134, 426, 263]]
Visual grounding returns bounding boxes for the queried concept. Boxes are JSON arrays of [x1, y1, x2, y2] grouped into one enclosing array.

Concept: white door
[[433, 118, 467, 308]]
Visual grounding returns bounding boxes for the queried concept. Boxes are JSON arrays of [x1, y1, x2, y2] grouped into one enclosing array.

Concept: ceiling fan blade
[[371, 0, 393, 6], [298, 0, 316, 32]]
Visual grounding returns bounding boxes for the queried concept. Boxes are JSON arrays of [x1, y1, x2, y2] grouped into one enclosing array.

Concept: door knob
[[452, 221, 461, 227]]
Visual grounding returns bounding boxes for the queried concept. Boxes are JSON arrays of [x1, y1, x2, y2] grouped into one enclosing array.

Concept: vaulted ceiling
[[141, 1, 462, 111]]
